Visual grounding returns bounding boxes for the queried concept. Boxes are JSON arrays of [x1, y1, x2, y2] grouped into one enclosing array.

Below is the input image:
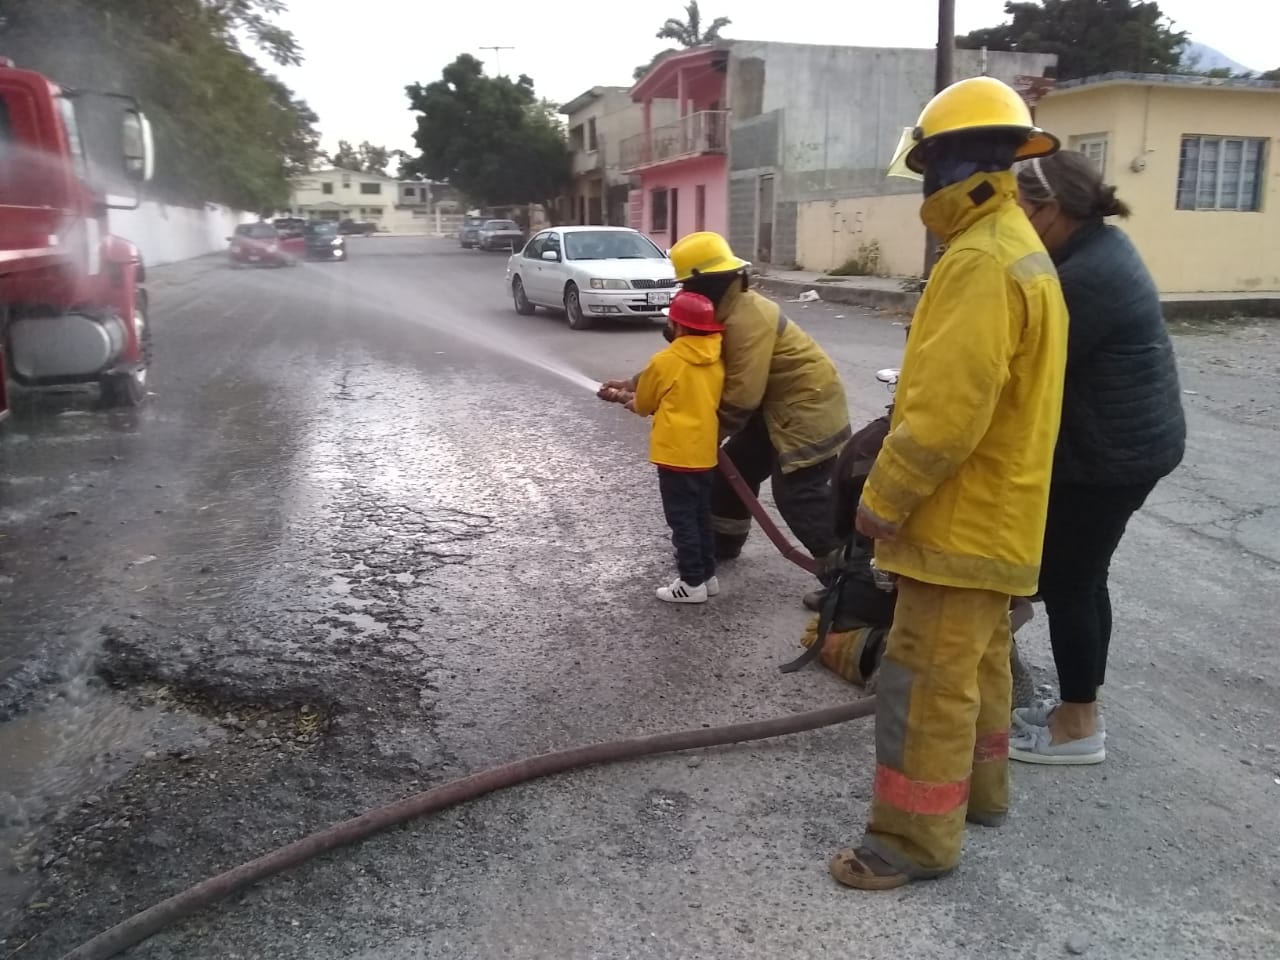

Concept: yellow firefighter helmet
[[887, 76, 1060, 176], [669, 231, 750, 282]]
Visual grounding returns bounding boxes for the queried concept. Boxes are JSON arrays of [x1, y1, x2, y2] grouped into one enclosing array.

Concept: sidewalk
[[754, 268, 1280, 320]]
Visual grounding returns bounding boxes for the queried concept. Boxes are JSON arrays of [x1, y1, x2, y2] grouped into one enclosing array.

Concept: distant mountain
[[1181, 41, 1256, 76]]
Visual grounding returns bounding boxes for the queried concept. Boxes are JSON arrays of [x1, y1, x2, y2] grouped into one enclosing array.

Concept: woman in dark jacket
[[1010, 151, 1186, 765]]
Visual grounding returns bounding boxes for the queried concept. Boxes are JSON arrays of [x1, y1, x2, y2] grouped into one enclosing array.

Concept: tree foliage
[[404, 54, 570, 208], [634, 2, 732, 82], [958, 0, 1187, 81], [0, 0, 320, 210], [329, 140, 396, 175]]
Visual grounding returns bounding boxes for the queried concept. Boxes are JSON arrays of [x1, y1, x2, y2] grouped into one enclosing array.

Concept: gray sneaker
[[1009, 724, 1106, 765], [1012, 699, 1106, 734]]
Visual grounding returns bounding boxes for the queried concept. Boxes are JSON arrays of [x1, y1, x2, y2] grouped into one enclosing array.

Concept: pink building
[[621, 46, 729, 249]]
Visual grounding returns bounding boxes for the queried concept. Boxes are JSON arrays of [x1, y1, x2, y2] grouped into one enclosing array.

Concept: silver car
[[477, 219, 525, 252], [506, 226, 676, 330]]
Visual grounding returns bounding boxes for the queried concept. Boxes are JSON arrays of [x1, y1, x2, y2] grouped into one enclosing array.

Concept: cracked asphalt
[[1, 236, 1278, 959]]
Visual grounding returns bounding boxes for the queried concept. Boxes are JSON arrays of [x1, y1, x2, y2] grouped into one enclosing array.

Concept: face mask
[[921, 135, 1020, 197]]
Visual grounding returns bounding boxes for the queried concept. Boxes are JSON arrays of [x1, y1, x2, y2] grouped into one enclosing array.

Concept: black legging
[[1038, 480, 1155, 704], [710, 411, 840, 563]]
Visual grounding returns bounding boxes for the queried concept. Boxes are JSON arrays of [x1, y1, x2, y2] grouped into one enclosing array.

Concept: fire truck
[[0, 56, 155, 424]]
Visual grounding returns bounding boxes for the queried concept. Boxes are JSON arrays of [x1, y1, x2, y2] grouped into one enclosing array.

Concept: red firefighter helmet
[[665, 290, 724, 332]]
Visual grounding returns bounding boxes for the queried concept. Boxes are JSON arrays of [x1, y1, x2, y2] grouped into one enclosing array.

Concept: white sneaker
[[705, 576, 720, 597], [657, 578, 708, 604]]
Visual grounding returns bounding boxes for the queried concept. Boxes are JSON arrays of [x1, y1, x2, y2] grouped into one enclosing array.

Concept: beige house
[[285, 167, 400, 229], [1035, 73, 1279, 293], [560, 86, 677, 226], [794, 72, 1279, 294]]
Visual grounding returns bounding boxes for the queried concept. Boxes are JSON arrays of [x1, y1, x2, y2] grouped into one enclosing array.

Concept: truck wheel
[[564, 283, 593, 331], [100, 289, 150, 408]]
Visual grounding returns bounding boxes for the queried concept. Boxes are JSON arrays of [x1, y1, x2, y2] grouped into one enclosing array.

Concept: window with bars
[[1074, 135, 1108, 174], [1177, 136, 1266, 211]]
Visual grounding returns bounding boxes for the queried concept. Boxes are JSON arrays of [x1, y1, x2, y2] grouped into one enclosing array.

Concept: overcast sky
[[265, 0, 1276, 155]]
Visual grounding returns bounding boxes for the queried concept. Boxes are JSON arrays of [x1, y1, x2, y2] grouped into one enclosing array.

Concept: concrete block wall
[[108, 201, 254, 268]]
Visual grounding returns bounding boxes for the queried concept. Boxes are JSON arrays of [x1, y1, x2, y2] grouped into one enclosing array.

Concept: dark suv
[[303, 220, 348, 262]]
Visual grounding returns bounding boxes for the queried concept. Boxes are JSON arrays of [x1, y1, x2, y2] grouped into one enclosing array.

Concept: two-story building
[[285, 167, 400, 228], [561, 86, 678, 228], [622, 41, 1056, 264]]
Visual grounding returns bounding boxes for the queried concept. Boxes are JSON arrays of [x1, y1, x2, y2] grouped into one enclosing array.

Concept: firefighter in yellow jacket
[[828, 77, 1069, 890], [603, 233, 851, 585]]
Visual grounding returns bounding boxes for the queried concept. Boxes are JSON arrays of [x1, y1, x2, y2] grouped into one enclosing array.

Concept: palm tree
[[634, 2, 731, 80], [656, 1, 731, 47]]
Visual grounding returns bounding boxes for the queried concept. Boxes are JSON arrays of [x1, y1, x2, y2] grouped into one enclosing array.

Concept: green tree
[[0, 0, 320, 209], [1260, 68, 1280, 81], [404, 54, 570, 208], [634, 2, 732, 82], [958, 0, 1187, 81]]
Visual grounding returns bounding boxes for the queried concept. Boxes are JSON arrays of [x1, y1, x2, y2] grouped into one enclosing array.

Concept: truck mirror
[[122, 110, 155, 183]]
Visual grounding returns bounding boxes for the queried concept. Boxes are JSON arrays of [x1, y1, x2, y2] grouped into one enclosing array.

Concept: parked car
[[505, 226, 677, 330], [338, 218, 376, 236], [458, 216, 486, 249], [476, 219, 525, 252], [228, 222, 302, 267], [303, 220, 348, 262]]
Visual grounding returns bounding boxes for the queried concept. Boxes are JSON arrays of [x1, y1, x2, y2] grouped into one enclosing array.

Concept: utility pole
[[479, 45, 515, 77], [922, 0, 956, 281]]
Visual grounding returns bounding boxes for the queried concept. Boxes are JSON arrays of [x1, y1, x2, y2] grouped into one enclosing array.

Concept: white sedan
[[505, 225, 677, 330]]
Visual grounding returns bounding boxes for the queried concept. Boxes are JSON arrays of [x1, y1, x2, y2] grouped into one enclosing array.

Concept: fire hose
[[59, 452, 874, 960]]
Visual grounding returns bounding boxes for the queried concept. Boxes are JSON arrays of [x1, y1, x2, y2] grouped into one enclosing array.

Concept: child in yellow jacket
[[601, 291, 726, 603]]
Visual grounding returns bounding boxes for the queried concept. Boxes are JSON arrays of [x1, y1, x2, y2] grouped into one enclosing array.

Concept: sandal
[[829, 846, 910, 891]]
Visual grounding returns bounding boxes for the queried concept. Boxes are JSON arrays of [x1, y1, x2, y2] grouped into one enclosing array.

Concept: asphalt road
[[1, 236, 1278, 959]]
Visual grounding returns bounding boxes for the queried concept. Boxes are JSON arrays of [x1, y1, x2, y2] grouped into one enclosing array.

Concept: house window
[[1177, 136, 1267, 212], [404, 187, 416, 199], [570, 124, 585, 152], [322, 182, 334, 195], [587, 117, 598, 152], [651, 188, 669, 233], [342, 176, 351, 189], [1073, 135, 1108, 174], [360, 182, 382, 195], [695, 185, 706, 232]]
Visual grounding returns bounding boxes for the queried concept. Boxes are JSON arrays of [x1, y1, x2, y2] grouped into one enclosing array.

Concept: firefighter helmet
[[889, 76, 1060, 175], [669, 231, 750, 282], [665, 290, 724, 332]]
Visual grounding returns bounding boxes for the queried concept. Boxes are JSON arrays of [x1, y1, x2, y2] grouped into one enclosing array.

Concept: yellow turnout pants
[[862, 577, 1012, 877]]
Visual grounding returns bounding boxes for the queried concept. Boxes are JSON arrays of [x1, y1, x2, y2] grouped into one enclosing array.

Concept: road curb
[[754, 276, 920, 317]]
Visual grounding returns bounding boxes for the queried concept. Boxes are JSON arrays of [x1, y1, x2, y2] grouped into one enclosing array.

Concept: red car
[[228, 222, 304, 267]]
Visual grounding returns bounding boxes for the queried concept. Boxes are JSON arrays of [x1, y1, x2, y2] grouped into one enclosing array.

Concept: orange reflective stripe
[[973, 730, 1009, 764], [873, 764, 970, 816]]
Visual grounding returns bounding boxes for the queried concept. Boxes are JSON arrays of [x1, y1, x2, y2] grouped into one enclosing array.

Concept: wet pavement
[[1, 237, 1278, 959]]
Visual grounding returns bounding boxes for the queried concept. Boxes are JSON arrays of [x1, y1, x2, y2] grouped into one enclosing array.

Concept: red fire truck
[[0, 56, 155, 423]]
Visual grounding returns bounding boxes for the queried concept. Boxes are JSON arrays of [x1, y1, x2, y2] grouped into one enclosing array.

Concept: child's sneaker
[[705, 576, 720, 597], [657, 578, 708, 604]]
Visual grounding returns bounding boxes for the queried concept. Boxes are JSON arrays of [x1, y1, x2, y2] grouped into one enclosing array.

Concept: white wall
[[107, 201, 253, 267]]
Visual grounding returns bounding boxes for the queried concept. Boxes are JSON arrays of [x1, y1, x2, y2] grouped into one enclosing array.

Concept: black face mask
[[921, 134, 1021, 197], [680, 272, 741, 305]]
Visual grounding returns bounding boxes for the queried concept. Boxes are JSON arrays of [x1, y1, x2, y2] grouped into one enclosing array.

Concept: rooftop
[[560, 85, 630, 116], [1052, 71, 1280, 94]]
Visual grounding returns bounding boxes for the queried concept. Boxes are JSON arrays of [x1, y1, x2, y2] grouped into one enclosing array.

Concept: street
[[2, 236, 1278, 959]]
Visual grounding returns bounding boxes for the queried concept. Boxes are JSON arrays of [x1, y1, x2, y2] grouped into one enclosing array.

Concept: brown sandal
[[829, 846, 910, 891]]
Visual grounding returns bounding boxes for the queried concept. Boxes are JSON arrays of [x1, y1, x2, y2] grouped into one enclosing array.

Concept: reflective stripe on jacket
[[863, 170, 1068, 596], [716, 286, 851, 473], [632, 333, 725, 470]]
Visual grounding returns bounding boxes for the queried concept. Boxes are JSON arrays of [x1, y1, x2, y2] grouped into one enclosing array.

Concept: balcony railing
[[571, 147, 605, 177], [620, 110, 728, 172]]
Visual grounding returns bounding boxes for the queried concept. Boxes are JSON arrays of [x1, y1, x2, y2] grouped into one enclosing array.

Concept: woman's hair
[[1016, 151, 1132, 220]]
